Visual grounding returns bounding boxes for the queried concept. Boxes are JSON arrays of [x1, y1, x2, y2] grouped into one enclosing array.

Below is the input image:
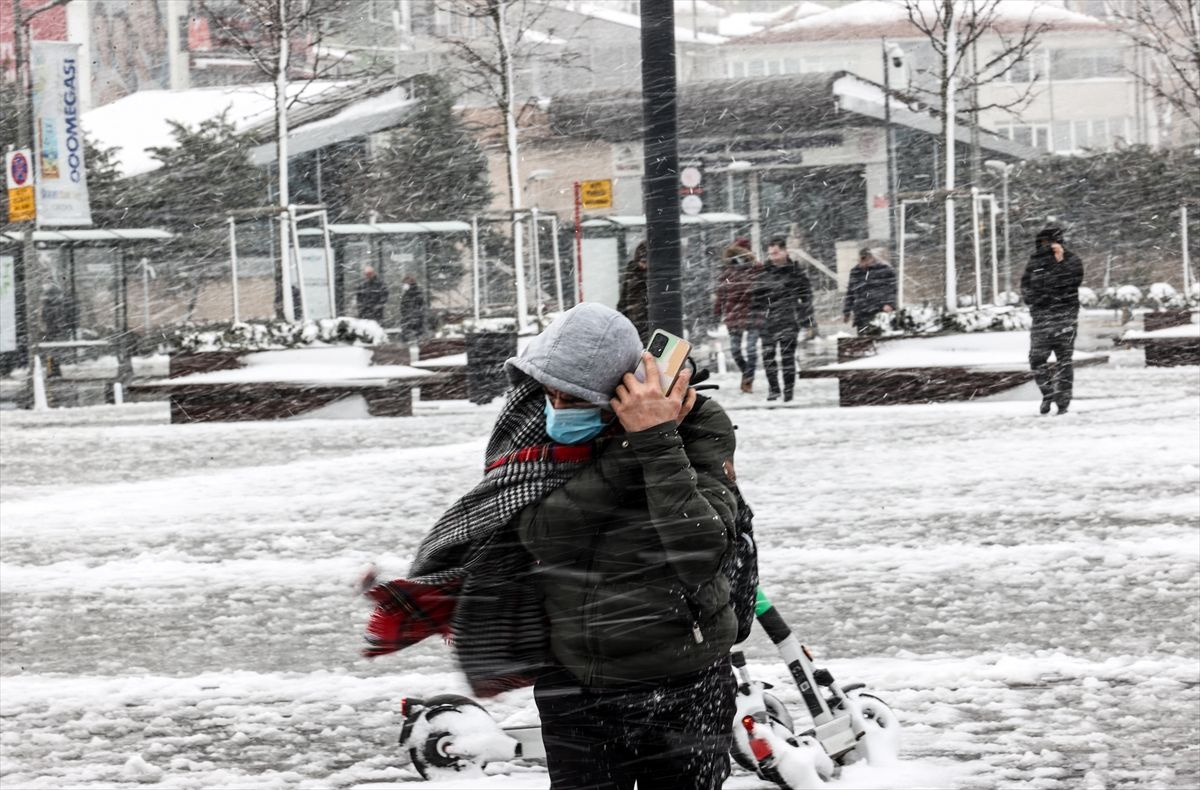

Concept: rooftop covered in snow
[[549, 71, 1037, 160], [736, 0, 1108, 43]]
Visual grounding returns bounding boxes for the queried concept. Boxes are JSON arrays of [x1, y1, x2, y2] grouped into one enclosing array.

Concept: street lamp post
[[985, 160, 1015, 298]]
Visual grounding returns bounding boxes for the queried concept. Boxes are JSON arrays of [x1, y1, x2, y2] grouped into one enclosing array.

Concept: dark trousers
[[534, 660, 736, 790], [761, 334, 798, 396], [1029, 319, 1077, 407], [728, 328, 759, 382]]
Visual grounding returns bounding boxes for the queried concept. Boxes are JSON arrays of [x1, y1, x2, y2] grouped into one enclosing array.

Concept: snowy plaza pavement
[[1, 355, 1198, 789]]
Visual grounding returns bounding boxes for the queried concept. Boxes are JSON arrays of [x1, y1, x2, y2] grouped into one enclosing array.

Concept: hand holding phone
[[634, 329, 692, 394], [614, 352, 694, 432]]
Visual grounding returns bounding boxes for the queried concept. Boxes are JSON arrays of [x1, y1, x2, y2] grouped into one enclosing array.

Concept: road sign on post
[[580, 179, 612, 210], [6, 149, 35, 223]]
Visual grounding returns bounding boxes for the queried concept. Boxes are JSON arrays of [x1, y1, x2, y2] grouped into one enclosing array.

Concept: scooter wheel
[[846, 690, 900, 764], [406, 695, 492, 780], [731, 691, 795, 774]]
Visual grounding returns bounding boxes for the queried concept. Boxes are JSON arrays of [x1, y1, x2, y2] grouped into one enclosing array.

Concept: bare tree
[[194, 0, 386, 320], [902, 0, 1048, 309], [429, 0, 585, 329], [904, 0, 1049, 182], [1107, 0, 1200, 142]]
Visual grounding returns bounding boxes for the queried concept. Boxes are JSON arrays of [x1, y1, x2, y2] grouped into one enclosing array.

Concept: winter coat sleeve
[[796, 269, 814, 326], [1067, 253, 1084, 291], [842, 269, 857, 314], [1020, 259, 1034, 307], [880, 265, 897, 308], [623, 422, 736, 587]]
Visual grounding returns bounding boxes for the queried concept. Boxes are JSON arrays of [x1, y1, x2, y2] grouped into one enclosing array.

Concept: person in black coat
[[356, 266, 390, 323], [842, 248, 897, 332], [757, 238, 814, 402], [1021, 227, 1085, 415], [616, 241, 650, 342], [399, 276, 427, 343]]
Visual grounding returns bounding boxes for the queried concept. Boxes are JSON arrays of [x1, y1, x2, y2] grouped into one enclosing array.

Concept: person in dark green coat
[[505, 302, 739, 790]]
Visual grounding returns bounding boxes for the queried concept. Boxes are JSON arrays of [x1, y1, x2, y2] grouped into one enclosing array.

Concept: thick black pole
[[639, 0, 683, 337]]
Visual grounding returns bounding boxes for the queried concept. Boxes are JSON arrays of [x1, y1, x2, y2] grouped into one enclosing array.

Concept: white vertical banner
[[31, 41, 92, 226], [0, 255, 17, 353]]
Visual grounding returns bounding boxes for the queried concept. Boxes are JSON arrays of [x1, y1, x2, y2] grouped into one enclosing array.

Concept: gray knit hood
[[505, 303, 643, 407]]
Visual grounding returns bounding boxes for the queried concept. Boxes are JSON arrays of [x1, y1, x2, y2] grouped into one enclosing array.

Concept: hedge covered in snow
[[169, 318, 387, 353]]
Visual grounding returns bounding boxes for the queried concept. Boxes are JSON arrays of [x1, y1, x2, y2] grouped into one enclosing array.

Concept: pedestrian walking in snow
[[364, 303, 740, 789], [398, 276, 426, 343], [757, 238, 814, 402], [616, 241, 650, 342], [356, 266, 390, 323], [1021, 227, 1084, 415], [714, 241, 764, 393], [842, 247, 897, 333]]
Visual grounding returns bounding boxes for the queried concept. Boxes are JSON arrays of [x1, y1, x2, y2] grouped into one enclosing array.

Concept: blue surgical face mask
[[544, 396, 606, 444]]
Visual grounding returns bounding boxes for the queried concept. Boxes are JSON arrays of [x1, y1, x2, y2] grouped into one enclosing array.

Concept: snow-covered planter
[[943, 305, 1032, 333], [859, 304, 1031, 337], [1078, 286, 1098, 308], [996, 290, 1022, 307], [1146, 282, 1185, 311], [168, 317, 386, 353], [892, 305, 942, 335], [1101, 285, 1143, 310], [957, 294, 976, 309]]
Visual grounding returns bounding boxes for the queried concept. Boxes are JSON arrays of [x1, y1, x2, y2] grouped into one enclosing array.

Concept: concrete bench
[[129, 346, 434, 422], [1118, 310, 1199, 367], [798, 333, 1109, 407]]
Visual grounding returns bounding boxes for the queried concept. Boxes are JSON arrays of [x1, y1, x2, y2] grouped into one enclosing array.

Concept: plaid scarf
[[364, 378, 595, 697]]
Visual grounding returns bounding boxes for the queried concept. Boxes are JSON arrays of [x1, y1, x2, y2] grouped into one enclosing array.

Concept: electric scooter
[[395, 587, 900, 788]]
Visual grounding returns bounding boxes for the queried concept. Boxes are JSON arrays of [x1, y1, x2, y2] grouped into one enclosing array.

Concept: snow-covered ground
[[2, 351, 1197, 789]]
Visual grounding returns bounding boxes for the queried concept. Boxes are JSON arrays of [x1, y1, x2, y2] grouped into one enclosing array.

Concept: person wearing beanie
[[370, 303, 740, 789], [1021, 227, 1085, 415], [842, 247, 897, 333], [714, 242, 764, 393]]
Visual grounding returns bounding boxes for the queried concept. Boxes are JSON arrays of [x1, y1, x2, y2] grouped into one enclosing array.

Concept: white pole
[[898, 201, 907, 308], [112, 382, 124, 405], [31, 355, 48, 411], [549, 214, 565, 313], [289, 207, 310, 321], [276, 0, 294, 322], [141, 257, 151, 331], [471, 215, 481, 321], [1001, 167, 1012, 295], [320, 209, 336, 318], [530, 208, 543, 322], [987, 195, 999, 304], [944, 3, 958, 312], [970, 187, 982, 308], [496, 0, 528, 331], [1182, 204, 1191, 293], [227, 217, 241, 323]]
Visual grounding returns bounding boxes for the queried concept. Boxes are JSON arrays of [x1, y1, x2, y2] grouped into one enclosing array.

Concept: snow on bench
[[799, 331, 1109, 407], [131, 347, 434, 422]]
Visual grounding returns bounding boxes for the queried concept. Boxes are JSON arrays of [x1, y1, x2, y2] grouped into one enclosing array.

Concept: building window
[[748, 60, 765, 77], [1005, 117, 1130, 153], [1050, 48, 1125, 80], [730, 61, 746, 78]]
